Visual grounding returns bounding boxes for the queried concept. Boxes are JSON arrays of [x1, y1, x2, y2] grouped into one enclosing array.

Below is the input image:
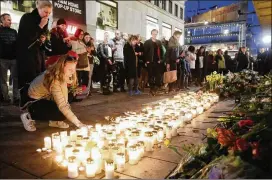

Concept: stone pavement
[[0, 88, 235, 179]]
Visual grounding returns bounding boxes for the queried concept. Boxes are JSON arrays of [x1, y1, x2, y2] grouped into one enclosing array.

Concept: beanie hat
[[57, 18, 66, 25]]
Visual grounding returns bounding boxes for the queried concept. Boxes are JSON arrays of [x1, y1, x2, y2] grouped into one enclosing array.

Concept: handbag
[[77, 52, 89, 69], [163, 70, 177, 84]]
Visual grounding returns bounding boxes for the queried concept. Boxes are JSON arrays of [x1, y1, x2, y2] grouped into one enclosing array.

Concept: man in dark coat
[[16, 1, 52, 89], [144, 29, 164, 96], [236, 47, 249, 72]]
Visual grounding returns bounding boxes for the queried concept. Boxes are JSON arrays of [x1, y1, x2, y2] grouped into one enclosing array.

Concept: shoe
[[134, 90, 142, 95], [49, 121, 69, 128], [21, 113, 36, 132]]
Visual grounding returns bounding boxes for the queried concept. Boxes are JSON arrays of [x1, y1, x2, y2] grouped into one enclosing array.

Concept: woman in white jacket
[[185, 46, 196, 86]]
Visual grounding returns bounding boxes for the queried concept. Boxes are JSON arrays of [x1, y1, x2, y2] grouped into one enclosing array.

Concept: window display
[[162, 22, 172, 40], [96, 1, 118, 30]]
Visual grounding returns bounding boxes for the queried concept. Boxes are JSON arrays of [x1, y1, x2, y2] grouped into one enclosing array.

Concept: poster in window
[[96, 1, 118, 30], [11, 0, 36, 13]]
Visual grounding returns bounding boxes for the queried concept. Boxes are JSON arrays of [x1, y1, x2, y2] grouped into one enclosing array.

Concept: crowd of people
[[0, 0, 271, 132]]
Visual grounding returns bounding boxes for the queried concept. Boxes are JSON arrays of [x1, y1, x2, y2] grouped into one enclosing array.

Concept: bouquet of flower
[[206, 71, 224, 92]]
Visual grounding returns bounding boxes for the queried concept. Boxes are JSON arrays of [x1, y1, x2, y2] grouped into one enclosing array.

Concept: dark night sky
[[185, 0, 261, 42]]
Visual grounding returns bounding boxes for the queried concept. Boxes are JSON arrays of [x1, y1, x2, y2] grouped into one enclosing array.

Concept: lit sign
[[67, 25, 77, 35]]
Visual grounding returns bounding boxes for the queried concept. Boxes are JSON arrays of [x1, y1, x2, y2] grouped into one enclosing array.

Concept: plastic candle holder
[[115, 153, 125, 172], [68, 156, 78, 178], [144, 131, 154, 152], [85, 158, 96, 178], [105, 160, 114, 179]]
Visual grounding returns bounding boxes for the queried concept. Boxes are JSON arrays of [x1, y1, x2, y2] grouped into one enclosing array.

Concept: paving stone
[[116, 157, 176, 179], [144, 144, 183, 164], [170, 135, 204, 147], [42, 168, 105, 179], [14, 152, 59, 178], [0, 166, 37, 179], [110, 172, 138, 179]]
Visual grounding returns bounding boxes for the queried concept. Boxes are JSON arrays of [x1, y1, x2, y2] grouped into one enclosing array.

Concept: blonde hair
[[43, 55, 78, 91], [36, 0, 52, 9]]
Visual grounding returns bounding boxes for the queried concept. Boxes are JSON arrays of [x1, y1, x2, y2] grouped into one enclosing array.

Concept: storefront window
[[96, 0, 118, 31], [162, 22, 172, 40], [146, 16, 159, 40]]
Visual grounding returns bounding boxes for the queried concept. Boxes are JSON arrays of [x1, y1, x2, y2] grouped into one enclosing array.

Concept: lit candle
[[60, 131, 67, 141], [152, 130, 158, 145], [144, 131, 153, 152], [115, 153, 125, 172], [76, 135, 83, 145], [55, 143, 63, 155], [86, 158, 96, 178], [80, 126, 89, 137], [44, 137, 51, 150], [92, 148, 102, 174], [65, 145, 73, 159], [137, 141, 145, 159], [95, 123, 102, 132], [70, 130, 77, 141], [72, 149, 81, 166], [68, 156, 78, 178], [166, 126, 172, 139], [52, 134, 61, 151], [157, 127, 164, 142], [36, 148, 42, 153], [105, 160, 114, 179]]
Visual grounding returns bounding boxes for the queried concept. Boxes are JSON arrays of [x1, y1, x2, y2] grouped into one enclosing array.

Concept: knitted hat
[[57, 18, 66, 25]]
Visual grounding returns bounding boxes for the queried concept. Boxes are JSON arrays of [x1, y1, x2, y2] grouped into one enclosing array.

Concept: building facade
[[184, 1, 249, 55], [1, 0, 185, 44], [86, 0, 185, 44]]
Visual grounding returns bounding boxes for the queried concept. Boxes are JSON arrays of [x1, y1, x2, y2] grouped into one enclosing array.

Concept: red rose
[[238, 120, 254, 128], [236, 138, 249, 151]]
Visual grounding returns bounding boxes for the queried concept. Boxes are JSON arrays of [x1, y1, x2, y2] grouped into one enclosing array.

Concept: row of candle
[[38, 92, 219, 179]]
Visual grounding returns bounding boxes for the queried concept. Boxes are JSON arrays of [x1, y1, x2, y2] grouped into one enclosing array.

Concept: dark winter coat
[[50, 27, 71, 56], [16, 8, 48, 88], [143, 38, 163, 63], [124, 42, 137, 79], [236, 52, 249, 72]]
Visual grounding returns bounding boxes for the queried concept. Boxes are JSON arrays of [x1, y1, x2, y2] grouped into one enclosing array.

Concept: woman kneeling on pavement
[[20, 51, 86, 132]]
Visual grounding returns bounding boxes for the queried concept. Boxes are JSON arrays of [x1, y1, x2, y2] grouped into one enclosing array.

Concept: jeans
[[77, 71, 89, 86], [28, 99, 65, 121], [0, 59, 19, 101], [112, 61, 126, 90]]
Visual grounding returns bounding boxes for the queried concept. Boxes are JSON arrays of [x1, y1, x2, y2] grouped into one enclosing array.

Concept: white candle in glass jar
[[85, 158, 96, 178], [144, 132, 153, 152], [44, 137, 51, 150], [70, 130, 77, 141], [128, 145, 139, 165], [137, 141, 145, 158], [115, 153, 125, 172], [65, 145, 73, 159], [105, 160, 114, 179], [166, 126, 172, 139], [92, 150, 102, 174], [68, 156, 78, 178], [55, 154, 63, 163], [157, 127, 164, 142]]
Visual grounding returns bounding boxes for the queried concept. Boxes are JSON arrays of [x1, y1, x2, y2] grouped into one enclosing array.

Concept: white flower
[[261, 98, 271, 103], [250, 98, 257, 102], [265, 81, 271, 86]]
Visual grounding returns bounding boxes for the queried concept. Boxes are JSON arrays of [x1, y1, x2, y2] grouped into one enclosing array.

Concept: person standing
[[144, 29, 164, 96], [256, 48, 268, 75], [124, 35, 141, 96], [135, 35, 146, 91], [223, 50, 233, 72], [195, 46, 205, 86], [166, 31, 182, 92], [110, 30, 126, 92], [236, 47, 249, 72], [0, 13, 19, 104], [97, 32, 113, 95], [215, 49, 226, 74], [17, 0, 52, 90], [185, 46, 196, 86]]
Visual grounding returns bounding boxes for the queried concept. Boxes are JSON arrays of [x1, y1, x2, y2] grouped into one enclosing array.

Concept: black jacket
[[0, 27, 17, 59], [124, 42, 137, 78], [16, 8, 48, 88], [236, 52, 248, 72], [143, 38, 163, 63], [50, 28, 71, 56], [97, 43, 112, 64]]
